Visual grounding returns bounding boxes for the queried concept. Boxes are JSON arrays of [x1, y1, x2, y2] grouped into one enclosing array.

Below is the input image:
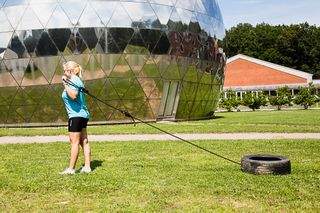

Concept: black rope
[[63, 78, 240, 165]]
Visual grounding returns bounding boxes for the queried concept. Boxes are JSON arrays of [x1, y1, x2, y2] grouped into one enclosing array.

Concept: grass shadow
[[84, 160, 103, 171], [213, 116, 225, 119]]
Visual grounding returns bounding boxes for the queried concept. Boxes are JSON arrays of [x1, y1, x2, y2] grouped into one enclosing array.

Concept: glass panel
[[59, 1, 86, 26], [137, 57, 161, 78], [197, 13, 213, 36], [152, 32, 170, 54], [21, 59, 50, 86], [94, 54, 121, 77], [176, 56, 188, 78], [3, 5, 27, 30], [98, 78, 121, 101], [29, 0, 57, 3], [183, 64, 198, 82], [6, 109, 25, 124], [176, 8, 193, 26], [195, 0, 206, 14], [0, 0, 6, 7], [44, 82, 65, 104], [121, 0, 148, 2], [108, 28, 134, 53], [83, 55, 106, 81], [109, 56, 134, 78], [94, 28, 120, 54], [107, 4, 132, 28], [78, 4, 104, 28], [78, 28, 101, 50], [164, 81, 178, 116], [0, 9, 13, 32], [175, 0, 196, 11], [125, 54, 148, 75], [109, 77, 134, 99], [17, 7, 43, 31], [63, 54, 90, 73], [22, 85, 48, 103], [0, 32, 13, 53], [8, 32, 29, 58], [48, 28, 72, 52], [11, 87, 37, 106], [158, 81, 179, 116], [158, 81, 169, 116], [30, 3, 57, 27], [125, 31, 149, 55], [18, 29, 43, 57], [35, 30, 59, 56], [32, 56, 60, 83], [122, 2, 160, 29], [147, 99, 161, 118], [137, 77, 161, 97], [122, 78, 146, 100], [140, 29, 166, 54], [3, 0, 28, 7], [46, 5, 73, 29], [0, 61, 19, 87], [167, 31, 183, 56], [89, 1, 118, 26], [189, 13, 201, 34], [4, 58, 30, 86], [202, 0, 218, 18], [149, 0, 173, 6], [135, 101, 154, 119], [216, 20, 226, 40], [65, 28, 90, 55], [150, 4, 173, 25], [0, 105, 9, 124], [167, 8, 184, 32]]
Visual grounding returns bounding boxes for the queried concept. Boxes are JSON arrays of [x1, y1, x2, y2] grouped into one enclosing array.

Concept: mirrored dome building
[[0, 0, 226, 126]]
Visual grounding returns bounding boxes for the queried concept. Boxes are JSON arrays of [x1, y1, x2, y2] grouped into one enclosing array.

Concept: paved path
[[0, 133, 320, 144]]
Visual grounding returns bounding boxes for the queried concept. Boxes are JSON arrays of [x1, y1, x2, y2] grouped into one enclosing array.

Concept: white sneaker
[[79, 167, 92, 173], [59, 168, 76, 174]]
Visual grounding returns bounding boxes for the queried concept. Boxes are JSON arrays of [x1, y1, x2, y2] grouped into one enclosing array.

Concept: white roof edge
[[227, 54, 313, 82], [223, 83, 310, 91]]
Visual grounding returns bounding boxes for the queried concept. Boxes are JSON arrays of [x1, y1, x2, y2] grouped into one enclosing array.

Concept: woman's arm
[[63, 83, 79, 100]]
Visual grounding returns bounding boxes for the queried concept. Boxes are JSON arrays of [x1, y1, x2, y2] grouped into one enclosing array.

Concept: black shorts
[[68, 117, 89, 132]]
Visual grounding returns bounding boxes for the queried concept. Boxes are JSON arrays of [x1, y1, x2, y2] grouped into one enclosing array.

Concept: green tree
[[242, 92, 268, 111], [219, 89, 241, 112], [224, 22, 320, 79], [293, 83, 319, 109], [269, 86, 293, 110]]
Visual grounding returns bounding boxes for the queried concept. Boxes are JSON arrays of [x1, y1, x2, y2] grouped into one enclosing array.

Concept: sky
[[217, 0, 320, 30]]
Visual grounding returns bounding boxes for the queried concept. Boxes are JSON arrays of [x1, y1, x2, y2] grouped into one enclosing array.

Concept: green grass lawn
[[1, 109, 320, 136], [0, 139, 319, 211]]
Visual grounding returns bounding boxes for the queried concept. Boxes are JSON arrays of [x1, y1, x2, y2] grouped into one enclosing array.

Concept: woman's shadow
[[83, 160, 103, 171]]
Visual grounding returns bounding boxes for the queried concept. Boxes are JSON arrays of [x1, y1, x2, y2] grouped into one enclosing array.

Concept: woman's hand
[[62, 75, 67, 86]]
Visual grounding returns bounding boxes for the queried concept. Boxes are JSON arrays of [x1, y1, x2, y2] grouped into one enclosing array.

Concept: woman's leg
[[80, 128, 91, 168], [69, 132, 81, 169]]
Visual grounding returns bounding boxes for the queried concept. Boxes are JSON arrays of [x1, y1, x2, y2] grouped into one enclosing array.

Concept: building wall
[[224, 58, 307, 87]]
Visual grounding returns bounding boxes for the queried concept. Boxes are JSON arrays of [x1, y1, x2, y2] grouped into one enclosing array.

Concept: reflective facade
[[0, 0, 226, 125]]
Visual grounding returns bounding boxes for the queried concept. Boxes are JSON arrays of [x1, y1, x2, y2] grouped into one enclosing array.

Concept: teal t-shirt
[[62, 75, 90, 119]]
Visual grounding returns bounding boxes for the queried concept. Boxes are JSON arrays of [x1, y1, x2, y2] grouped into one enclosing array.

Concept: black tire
[[241, 154, 291, 175]]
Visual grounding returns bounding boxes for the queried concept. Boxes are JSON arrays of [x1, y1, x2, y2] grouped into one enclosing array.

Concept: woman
[[60, 61, 91, 174]]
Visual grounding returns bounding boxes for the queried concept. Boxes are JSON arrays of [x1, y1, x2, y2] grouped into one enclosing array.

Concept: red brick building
[[223, 54, 315, 98]]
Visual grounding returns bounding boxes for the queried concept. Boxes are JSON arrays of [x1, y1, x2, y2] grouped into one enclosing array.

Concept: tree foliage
[[224, 22, 320, 78], [293, 83, 320, 109], [269, 86, 293, 110], [219, 89, 241, 112], [242, 92, 268, 111]]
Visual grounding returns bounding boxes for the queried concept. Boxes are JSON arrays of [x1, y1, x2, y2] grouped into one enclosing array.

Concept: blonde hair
[[63, 61, 83, 79]]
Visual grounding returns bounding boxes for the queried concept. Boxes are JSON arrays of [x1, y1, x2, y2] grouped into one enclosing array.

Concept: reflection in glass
[[0, 0, 226, 125]]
